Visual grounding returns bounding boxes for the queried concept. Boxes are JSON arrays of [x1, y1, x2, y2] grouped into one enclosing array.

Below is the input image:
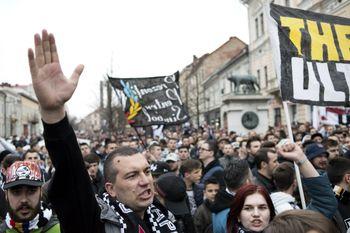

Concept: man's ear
[[261, 161, 267, 169], [105, 182, 117, 198], [4, 190, 8, 201]]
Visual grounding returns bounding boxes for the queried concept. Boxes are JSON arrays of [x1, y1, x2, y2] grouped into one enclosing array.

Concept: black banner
[[269, 3, 350, 106], [108, 72, 190, 127]]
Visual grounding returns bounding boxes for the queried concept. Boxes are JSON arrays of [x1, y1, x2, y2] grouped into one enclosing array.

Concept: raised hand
[[276, 140, 306, 162], [277, 140, 319, 177], [28, 29, 84, 123]]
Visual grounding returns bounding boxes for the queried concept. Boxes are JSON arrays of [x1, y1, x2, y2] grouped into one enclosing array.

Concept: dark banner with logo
[[268, 3, 350, 106], [108, 71, 190, 127]]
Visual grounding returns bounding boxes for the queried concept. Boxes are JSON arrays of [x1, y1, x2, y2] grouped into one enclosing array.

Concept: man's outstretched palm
[[28, 30, 84, 122]]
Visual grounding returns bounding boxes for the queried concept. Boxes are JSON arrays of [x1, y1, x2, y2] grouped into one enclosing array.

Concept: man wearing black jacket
[[210, 159, 252, 233], [27, 29, 177, 233]]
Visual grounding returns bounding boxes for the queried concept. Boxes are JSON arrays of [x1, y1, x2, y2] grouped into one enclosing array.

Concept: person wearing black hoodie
[[210, 159, 252, 233]]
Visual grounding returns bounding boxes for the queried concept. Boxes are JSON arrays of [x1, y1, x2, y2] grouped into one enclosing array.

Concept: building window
[[255, 17, 259, 39], [257, 69, 261, 87], [260, 13, 264, 35], [274, 108, 281, 127], [285, 0, 290, 6], [291, 104, 297, 123], [264, 66, 268, 88]]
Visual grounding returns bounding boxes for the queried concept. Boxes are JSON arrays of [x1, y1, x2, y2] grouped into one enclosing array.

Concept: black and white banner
[[108, 72, 190, 127], [268, 3, 350, 106]]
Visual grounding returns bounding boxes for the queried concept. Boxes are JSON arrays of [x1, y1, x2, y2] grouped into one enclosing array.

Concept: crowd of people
[[0, 30, 350, 233]]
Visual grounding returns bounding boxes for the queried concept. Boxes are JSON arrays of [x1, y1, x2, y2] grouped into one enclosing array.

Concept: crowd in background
[[1, 120, 350, 232]]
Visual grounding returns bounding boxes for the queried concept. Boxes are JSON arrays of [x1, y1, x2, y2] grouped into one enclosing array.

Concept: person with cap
[[305, 143, 329, 172], [0, 154, 22, 224], [155, 173, 195, 233], [165, 153, 180, 175], [150, 161, 170, 181], [216, 137, 230, 158], [28, 30, 177, 233], [0, 161, 60, 232], [311, 132, 324, 144]]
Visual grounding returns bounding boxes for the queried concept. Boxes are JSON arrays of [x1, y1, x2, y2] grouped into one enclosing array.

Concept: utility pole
[[196, 74, 200, 127]]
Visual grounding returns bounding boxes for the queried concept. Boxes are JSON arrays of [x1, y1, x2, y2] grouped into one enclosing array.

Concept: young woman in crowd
[[226, 184, 276, 233]]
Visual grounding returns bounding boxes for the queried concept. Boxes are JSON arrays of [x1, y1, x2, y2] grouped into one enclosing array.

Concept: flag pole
[[282, 101, 307, 209]]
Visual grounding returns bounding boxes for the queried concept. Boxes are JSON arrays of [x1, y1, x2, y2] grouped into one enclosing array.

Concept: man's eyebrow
[[123, 170, 139, 178]]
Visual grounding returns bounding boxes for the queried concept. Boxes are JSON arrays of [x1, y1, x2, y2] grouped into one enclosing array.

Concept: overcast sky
[[0, 0, 249, 119]]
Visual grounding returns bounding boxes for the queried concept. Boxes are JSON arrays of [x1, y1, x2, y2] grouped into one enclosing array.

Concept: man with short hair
[[79, 143, 91, 158], [23, 150, 48, 182], [0, 161, 60, 232], [211, 159, 252, 233], [270, 162, 299, 214], [129, 138, 139, 151], [254, 148, 279, 193], [327, 157, 350, 232], [245, 136, 261, 169], [104, 141, 117, 156], [193, 178, 219, 233], [218, 144, 236, 169], [84, 153, 104, 195], [177, 145, 189, 162], [198, 141, 224, 188], [179, 159, 203, 215], [147, 142, 162, 162], [161, 138, 177, 159], [28, 30, 177, 233], [23, 150, 41, 164], [322, 139, 340, 160], [181, 136, 191, 148], [30, 141, 45, 160]]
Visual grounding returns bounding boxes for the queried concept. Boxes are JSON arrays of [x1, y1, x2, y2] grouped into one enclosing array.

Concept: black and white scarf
[[102, 192, 178, 233]]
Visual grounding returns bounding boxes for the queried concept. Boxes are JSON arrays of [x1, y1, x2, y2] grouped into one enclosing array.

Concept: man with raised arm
[[28, 30, 177, 233]]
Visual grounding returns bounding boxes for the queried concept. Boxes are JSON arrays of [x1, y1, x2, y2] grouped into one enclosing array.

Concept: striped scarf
[[5, 202, 52, 233], [102, 192, 178, 233]]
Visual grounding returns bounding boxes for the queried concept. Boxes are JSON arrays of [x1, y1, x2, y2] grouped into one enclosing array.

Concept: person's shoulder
[[43, 223, 61, 233]]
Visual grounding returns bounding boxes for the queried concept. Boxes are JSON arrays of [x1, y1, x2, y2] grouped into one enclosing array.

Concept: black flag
[[108, 71, 190, 127]]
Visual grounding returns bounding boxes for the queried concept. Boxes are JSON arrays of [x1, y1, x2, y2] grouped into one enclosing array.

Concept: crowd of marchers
[[0, 30, 350, 233]]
